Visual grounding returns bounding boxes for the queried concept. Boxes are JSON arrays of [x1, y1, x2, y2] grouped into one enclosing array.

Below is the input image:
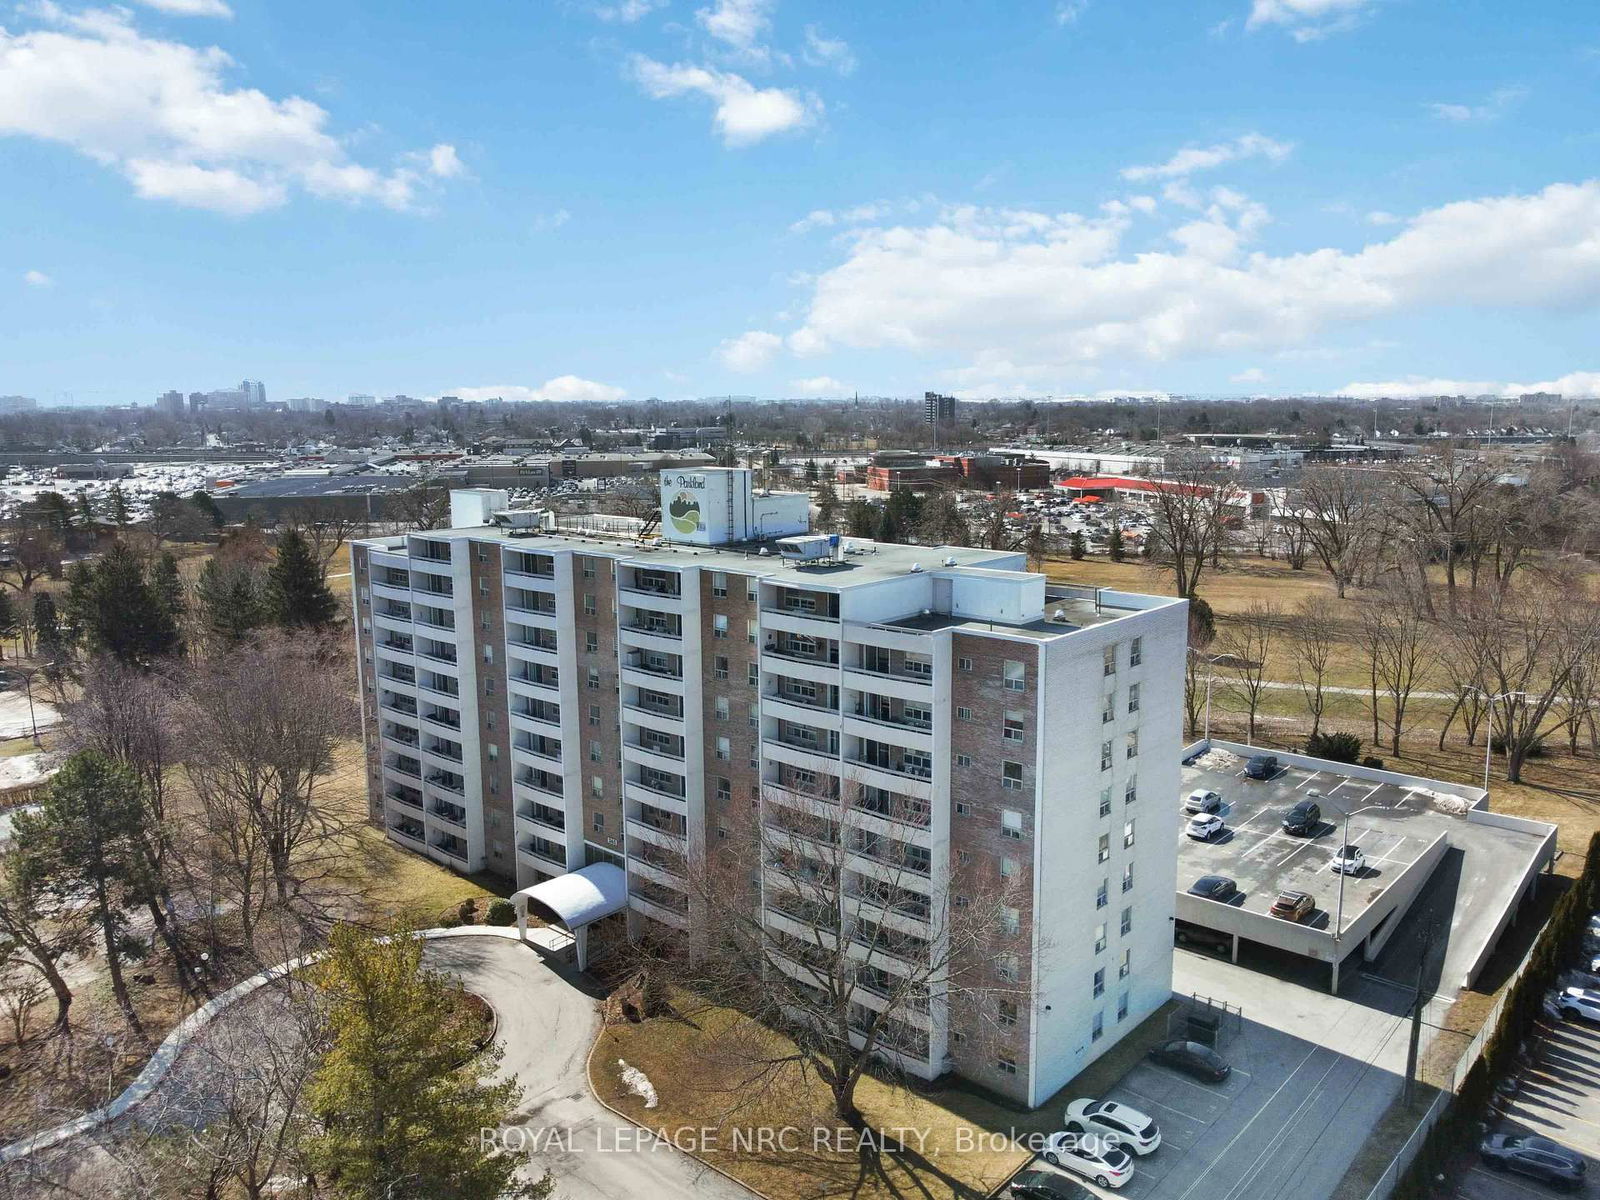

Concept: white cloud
[[696, 0, 773, 55], [425, 143, 465, 178], [1231, 367, 1267, 384], [1121, 133, 1293, 182], [531, 209, 571, 232], [1339, 371, 1600, 399], [0, 8, 458, 214], [1246, 0, 1374, 41], [775, 181, 1600, 389], [1428, 86, 1527, 123], [22, 269, 52, 287], [788, 200, 894, 234], [134, 0, 233, 15], [790, 375, 848, 395], [446, 376, 626, 404], [802, 25, 855, 75], [716, 330, 782, 372], [591, 0, 666, 21], [1055, 1, 1089, 25], [630, 57, 819, 146], [1365, 210, 1400, 225]]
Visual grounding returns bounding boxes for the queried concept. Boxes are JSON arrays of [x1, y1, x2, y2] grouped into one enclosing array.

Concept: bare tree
[[1289, 467, 1385, 600], [0, 531, 60, 655], [1219, 602, 1279, 742], [284, 507, 361, 571], [1287, 594, 1340, 739], [1359, 588, 1433, 755], [0, 849, 88, 1031], [1392, 446, 1503, 610], [1144, 453, 1241, 597], [390, 477, 451, 531], [647, 778, 1028, 1129]]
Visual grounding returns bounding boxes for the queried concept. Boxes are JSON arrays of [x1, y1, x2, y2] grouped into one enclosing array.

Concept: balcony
[[378, 635, 414, 654], [416, 676, 459, 700], [515, 769, 563, 799], [630, 891, 690, 931], [505, 552, 556, 580], [415, 644, 458, 667], [425, 771, 464, 795], [381, 695, 418, 717], [382, 725, 419, 749], [386, 757, 422, 779], [848, 703, 932, 734], [845, 741, 932, 783], [430, 834, 469, 863], [430, 802, 467, 828], [420, 706, 460, 731], [628, 842, 686, 882], [517, 801, 566, 834], [518, 836, 567, 871], [386, 787, 423, 810], [513, 735, 562, 764], [511, 667, 561, 694], [852, 787, 931, 830], [379, 666, 417, 689], [620, 619, 683, 645], [412, 608, 455, 632], [389, 820, 426, 847], [625, 777, 687, 813], [627, 814, 686, 848]]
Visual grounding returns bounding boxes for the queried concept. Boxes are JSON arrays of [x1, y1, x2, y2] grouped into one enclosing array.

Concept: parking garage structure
[[1172, 739, 1557, 992]]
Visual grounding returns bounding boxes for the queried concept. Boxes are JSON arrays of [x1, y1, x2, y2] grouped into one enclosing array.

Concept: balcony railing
[[430, 805, 467, 828], [430, 836, 469, 862], [630, 777, 686, 803], [386, 789, 423, 810], [846, 754, 932, 781], [622, 621, 682, 641], [764, 644, 840, 667], [426, 772, 464, 794], [518, 802, 565, 830], [850, 706, 932, 732], [624, 658, 682, 680]]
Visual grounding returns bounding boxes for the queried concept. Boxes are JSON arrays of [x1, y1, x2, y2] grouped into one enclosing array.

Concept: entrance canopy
[[513, 862, 627, 931]]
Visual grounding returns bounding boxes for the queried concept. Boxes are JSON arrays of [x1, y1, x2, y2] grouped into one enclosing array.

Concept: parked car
[[1331, 844, 1366, 875], [1244, 754, 1279, 779], [1008, 1169, 1089, 1199], [1185, 789, 1223, 814], [1548, 987, 1600, 1022], [1040, 1133, 1134, 1189], [1187, 875, 1238, 903], [1281, 800, 1321, 835], [1186, 813, 1225, 841], [1062, 1099, 1161, 1156], [1148, 1039, 1232, 1082], [1269, 890, 1315, 922], [1480, 1133, 1586, 1188]]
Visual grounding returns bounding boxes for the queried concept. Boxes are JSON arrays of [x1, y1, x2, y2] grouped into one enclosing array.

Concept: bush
[[1361, 756, 1385, 770], [456, 898, 478, 925], [1491, 735, 1545, 758], [1305, 730, 1362, 763], [485, 898, 516, 927]]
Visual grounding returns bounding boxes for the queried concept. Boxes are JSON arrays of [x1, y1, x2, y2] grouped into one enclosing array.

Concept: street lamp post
[[20, 668, 39, 748], [1473, 689, 1526, 791], [1331, 800, 1352, 942]]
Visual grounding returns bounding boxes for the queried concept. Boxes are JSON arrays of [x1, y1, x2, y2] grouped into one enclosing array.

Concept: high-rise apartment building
[[349, 468, 1185, 1106], [925, 390, 957, 428], [157, 389, 186, 417]]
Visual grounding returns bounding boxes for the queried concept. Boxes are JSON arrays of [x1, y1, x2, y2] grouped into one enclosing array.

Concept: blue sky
[[2, 0, 1598, 405]]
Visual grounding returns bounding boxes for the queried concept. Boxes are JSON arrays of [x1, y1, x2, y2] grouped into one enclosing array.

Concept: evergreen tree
[[151, 551, 186, 653], [0, 590, 17, 659], [916, 490, 970, 546], [1024, 524, 1051, 571], [108, 484, 131, 529], [65, 543, 180, 666], [189, 489, 225, 529], [13, 752, 154, 1042], [307, 926, 547, 1200], [267, 527, 338, 629], [874, 504, 903, 544], [804, 458, 819, 483], [814, 481, 839, 532], [845, 500, 877, 538], [32, 592, 74, 685], [195, 558, 267, 647], [74, 489, 95, 527], [30, 491, 74, 538], [1108, 524, 1126, 562], [1069, 531, 1087, 560]]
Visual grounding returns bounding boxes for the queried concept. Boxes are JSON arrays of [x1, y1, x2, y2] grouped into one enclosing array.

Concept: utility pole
[[1403, 916, 1439, 1104]]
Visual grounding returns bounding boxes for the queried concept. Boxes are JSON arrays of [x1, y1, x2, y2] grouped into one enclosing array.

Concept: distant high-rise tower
[[925, 391, 957, 441], [157, 390, 186, 417], [240, 380, 267, 407]]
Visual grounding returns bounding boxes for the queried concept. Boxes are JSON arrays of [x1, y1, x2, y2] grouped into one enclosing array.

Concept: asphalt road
[[422, 937, 754, 1200]]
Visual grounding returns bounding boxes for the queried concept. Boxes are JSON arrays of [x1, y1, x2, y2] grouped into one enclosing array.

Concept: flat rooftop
[[1179, 748, 1552, 985], [221, 473, 418, 497]]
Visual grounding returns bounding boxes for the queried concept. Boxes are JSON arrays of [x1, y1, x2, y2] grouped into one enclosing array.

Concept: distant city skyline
[[2, 2, 1597, 404]]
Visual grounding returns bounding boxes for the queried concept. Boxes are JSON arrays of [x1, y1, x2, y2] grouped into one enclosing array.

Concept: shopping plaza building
[[350, 468, 1186, 1106]]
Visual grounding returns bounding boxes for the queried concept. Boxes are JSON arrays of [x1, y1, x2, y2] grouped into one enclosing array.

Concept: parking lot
[[1457, 1011, 1600, 1200]]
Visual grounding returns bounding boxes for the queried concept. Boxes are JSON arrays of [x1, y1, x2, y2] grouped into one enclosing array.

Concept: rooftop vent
[[909, 562, 923, 573], [1053, 608, 1066, 621], [943, 556, 957, 567]]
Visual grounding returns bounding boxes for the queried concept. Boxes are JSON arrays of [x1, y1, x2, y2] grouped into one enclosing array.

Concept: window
[[955, 800, 970, 816], [997, 1057, 1017, 1076], [477, 545, 488, 563], [1130, 636, 1142, 667], [484, 678, 496, 695], [1001, 761, 1024, 790], [748, 663, 760, 685], [713, 655, 729, 680], [997, 954, 1019, 982], [482, 645, 495, 665], [1097, 833, 1110, 863], [1118, 991, 1130, 1020], [956, 706, 973, 721], [479, 579, 488, 596], [1002, 809, 1024, 839], [998, 999, 1018, 1028], [717, 826, 727, 839], [712, 614, 728, 639], [1123, 818, 1136, 849], [746, 579, 759, 601], [1120, 906, 1133, 936], [954, 893, 970, 908], [749, 706, 759, 728], [1092, 1011, 1104, 1042], [592, 812, 605, 832], [582, 557, 596, 579], [587, 667, 600, 689], [1103, 645, 1117, 676], [589, 740, 601, 763], [585, 631, 599, 653], [1000, 856, 1019, 879], [1099, 786, 1112, 817], [955, 753, 972, 767], [1096, 879, 1109, 908], [1102, 693, 1115, 724], [715, 736, 731, 761], [958, 656, 974, 671], [747, 620, 758, 644], [1122, 862, 1135, 892], [714, 696, 730, 720], [591, 776, 604, 797], [583, 593, 596, 615], [711, 571, 728, 597], [487, 744, 498, 760], [588, 703, 600, 726], [1094, 922, 1107, 953], [1124, 777, 1137, 805], [1119, 948, 1131, 979], [1001, 906, 1021, 935], [1003, 710, 1025, 742], [716, 777, 731, 802], [1093, 967, 1105, 998], [1128, 682, 1141, 714], [1100, 740, 1113, 771], [1126, 729, 1139, 760], [1003, 660, 1025, 691]]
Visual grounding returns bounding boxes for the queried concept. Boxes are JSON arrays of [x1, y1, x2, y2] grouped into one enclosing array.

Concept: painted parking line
[[1294, 772, 1322, 791], [1358, 782, 1386, 803], [1466, 1165, 1571, 1199]]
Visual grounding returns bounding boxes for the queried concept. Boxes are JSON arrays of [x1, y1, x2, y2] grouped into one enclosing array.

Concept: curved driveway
[[422, 937, 753, 1200]]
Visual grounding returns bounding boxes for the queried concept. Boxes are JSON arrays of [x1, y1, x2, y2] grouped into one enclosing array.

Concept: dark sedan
[[1148, 1039, 1231, 1082], [1480, 1133, 1586, 1189], [1008, 1168, 1090, 1199], [1244, 754, 1279, 779], [1187, 875, 1239, 903], [1281, 800, 1321, 835]]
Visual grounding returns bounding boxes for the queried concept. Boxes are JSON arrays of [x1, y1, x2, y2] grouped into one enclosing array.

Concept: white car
[[1186, 813, 1225, 841], [1185, 789, 1223, 815], [1550, 987, 1600, 1022], [1041, 1133, 1134, 1189], [1330, 844, 1366, 875], [1063, 1099, 1161, 1155]]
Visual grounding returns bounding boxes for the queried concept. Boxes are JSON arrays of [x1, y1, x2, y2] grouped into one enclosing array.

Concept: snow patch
[[0, 751, 54, 791], [617, 1059, 658, 1108], [1193, 749, 1241, 772], [1412, 788, 1475, 815]]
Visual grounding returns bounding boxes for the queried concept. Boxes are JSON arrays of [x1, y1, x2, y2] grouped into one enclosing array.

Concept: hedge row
[[1391, 831, 1600, 1200]]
